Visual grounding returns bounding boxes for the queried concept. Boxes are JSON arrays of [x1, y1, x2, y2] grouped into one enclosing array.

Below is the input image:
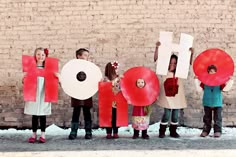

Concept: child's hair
[[207, 65, 217, 73], [34, 48, 48, 67], [76, 48, 89, 58], [105, 62, 117, 81], [168, 54, 178, 73], [34, 47, 48, 57]]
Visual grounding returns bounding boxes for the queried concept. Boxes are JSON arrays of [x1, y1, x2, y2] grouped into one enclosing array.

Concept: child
[[194, 65, 234, 138], [132, 79, 151, 139], [103, 61, 120, 139], [24, 48, 52, 143], [154, 41, 194, 138], [68, 48, 93, 140]]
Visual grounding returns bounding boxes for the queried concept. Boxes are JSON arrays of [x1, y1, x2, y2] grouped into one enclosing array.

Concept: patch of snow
[[1, 122, 236, 139]]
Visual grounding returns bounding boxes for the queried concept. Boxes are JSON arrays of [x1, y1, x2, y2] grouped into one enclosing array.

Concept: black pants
[[203, 106, 222, 133], [32, 115, 46, 132], [71, 106, 92, 131], [106, 108, 118, 134], [134, 129, 147, 135]]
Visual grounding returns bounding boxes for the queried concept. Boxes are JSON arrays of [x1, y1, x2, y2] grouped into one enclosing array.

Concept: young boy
[[194, 65, 234, 138], [68, 48, 93, 140]]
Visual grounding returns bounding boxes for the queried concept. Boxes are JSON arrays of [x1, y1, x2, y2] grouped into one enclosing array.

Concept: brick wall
[[0, 0, 236, 129]]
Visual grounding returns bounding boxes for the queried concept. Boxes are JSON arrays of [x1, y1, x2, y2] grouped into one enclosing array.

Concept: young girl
[[154, 41, 194, 138], [24, 48, 52, 143], [195, 65, 234, 138], [132, 79, 151, 139], [103, 61, 120, 139]]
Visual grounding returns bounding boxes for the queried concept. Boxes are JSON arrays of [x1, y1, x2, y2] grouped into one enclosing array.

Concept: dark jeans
[[203, 106, 222, 133], [71, 106, 92, 133], [161, 108, 179, 124], [32, 115, 46, 132], [106, 108, 118, 134]]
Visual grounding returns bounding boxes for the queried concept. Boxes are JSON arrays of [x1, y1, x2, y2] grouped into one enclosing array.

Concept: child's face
[[168, 58, 177, 72], [77, 51, 89, 60], [35, 50, 46, 63], [209, 69, 216, 74], [136, 79, 145, 88]]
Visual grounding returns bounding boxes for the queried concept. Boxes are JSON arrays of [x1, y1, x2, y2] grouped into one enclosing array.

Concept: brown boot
[[159, 124, 167, 138], [169, 124, 180, 138]]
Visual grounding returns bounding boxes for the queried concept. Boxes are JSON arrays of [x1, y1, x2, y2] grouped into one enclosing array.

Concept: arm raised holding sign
[[154, 32, 194, 139], [154, 41, 161, 62]]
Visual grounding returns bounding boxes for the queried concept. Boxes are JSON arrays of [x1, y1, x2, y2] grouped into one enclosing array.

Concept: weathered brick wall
[[0, 0, 236, 129]]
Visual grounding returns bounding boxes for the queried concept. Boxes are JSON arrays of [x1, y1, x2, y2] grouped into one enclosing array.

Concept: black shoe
[[85, 127, 92, 139], [142, 134, 150, 139], [132, 129, 139, 139], [68, 133, 77, 140], [132, 134, 139, 139], [68, 122, 79, 140], [85, 134, 92, 139], [141, 130, 149, 139], [159, 134, 165, 138]]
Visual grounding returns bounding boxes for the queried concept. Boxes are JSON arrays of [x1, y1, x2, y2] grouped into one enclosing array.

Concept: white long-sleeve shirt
[[194, 79, 234, 92]]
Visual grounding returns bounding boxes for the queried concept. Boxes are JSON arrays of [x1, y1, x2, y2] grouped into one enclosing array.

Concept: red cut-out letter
[[98, 82, 113, 127], [44, 57, 58, 102], [115, 92, 128, 126], [22, 55, 58, 102], [98, 82, 128, 127]]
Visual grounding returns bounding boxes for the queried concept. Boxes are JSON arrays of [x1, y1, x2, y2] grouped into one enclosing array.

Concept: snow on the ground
[[0, 122, 236, 139]]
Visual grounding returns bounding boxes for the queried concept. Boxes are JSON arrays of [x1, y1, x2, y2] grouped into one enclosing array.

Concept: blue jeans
[[161, 108, 179, 124], [203, 106, 222, 133]]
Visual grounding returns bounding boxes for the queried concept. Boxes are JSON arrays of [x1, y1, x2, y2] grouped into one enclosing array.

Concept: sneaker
[[214, 132, 221, 138], [106, 134, 112, 139], [200, 131, 209, 137]]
